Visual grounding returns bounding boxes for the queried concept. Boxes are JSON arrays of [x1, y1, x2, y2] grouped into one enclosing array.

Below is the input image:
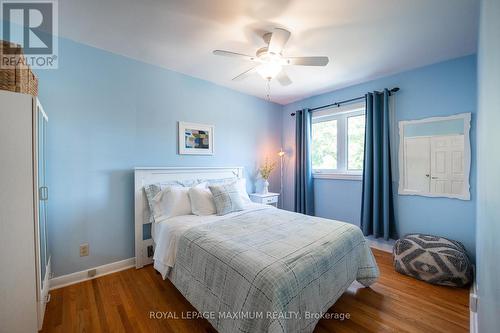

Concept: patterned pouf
[[393, 234, 472, 287]]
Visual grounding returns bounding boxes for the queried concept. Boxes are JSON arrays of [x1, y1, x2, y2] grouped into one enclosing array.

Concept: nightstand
[[249, 192, 280, 207]]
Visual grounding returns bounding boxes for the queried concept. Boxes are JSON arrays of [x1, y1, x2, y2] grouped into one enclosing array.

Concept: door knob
[[431, 177, 438, 179], [425, 174, 430, 178]]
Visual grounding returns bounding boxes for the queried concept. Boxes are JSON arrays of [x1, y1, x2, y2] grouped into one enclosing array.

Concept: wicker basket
[[0, 40, 39, 96]]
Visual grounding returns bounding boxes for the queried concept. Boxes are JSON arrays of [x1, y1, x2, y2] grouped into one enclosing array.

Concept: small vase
[[262, 180, 269, 194]]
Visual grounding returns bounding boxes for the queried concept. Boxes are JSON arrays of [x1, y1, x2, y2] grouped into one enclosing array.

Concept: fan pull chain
[[266, 79, 271, 101]]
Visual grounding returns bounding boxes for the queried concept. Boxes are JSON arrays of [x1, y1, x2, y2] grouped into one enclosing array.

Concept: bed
[[135, 167, 379, 333]]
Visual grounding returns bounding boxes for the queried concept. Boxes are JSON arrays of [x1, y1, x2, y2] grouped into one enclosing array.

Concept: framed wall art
[[178, 121, 214, 155]]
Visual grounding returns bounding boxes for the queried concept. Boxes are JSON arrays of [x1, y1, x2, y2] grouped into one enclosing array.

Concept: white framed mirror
[[398, 113, 471, 200]]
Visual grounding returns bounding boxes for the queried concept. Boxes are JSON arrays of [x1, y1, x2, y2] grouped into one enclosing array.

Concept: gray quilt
[[171, 208, 379, 333]]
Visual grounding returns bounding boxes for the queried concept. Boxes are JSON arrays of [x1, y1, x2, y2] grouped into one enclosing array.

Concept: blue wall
[[314, 179, 363, 224], [36, 39, 282, 277], [476, 0, 500, 330], [282, 55, 477, 258]]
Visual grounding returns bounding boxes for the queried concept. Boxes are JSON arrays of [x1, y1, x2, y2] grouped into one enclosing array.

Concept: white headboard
[[134, 166, 244, 268]]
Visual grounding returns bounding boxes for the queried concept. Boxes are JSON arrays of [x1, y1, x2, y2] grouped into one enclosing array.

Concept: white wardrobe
[[0, 90, 51, 332]]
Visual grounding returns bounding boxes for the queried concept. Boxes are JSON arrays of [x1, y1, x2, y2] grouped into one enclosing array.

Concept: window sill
[[313, 173, 363, 181]]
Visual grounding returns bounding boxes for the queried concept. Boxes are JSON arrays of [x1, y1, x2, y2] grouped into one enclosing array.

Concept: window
[[311, 119, 337, 169], [311, 102, 365, 179]]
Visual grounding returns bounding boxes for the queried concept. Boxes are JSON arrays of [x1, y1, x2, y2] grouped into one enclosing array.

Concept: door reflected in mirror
[[398, 113, 471, 200]]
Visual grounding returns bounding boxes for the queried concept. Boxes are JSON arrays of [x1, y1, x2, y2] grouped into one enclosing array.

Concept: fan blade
[[232, 67, 257, 81], [268, 28, 291, 54], [285, 56, 329, 66], [276, 70, 292, 86], [213, 50, 257, 62]]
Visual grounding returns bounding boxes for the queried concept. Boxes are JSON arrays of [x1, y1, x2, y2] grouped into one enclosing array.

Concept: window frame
[[311, 102, 366, 180]]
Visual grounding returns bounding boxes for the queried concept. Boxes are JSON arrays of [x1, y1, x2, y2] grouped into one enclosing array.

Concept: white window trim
[[312, 102, 365, 180], [313, 172, 362, 181]]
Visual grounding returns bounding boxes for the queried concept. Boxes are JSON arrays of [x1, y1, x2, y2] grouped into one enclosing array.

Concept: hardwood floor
[[40, 249, 469, 333]]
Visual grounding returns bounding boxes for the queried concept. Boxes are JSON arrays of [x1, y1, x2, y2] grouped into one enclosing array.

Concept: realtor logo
[[1, 0, 58, 68]]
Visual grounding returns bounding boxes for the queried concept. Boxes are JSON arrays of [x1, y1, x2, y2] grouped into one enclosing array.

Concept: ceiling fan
[[213, 28, 329, 86]]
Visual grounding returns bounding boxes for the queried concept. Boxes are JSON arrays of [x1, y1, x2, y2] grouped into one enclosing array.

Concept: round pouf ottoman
[[393, 234, 472, 287]]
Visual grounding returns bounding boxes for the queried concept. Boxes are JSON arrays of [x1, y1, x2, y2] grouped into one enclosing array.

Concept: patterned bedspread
[[171, 208, 379, 333]]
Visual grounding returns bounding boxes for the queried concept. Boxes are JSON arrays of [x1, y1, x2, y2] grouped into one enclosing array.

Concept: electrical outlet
[[147, 245, 154, 258], [80, 243, 89, 257]]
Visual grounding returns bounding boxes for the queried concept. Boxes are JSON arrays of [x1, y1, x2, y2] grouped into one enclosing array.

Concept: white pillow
[[236, 178, 251, 204], [151, 186, 192, 221], [188, 183, 216, 216]]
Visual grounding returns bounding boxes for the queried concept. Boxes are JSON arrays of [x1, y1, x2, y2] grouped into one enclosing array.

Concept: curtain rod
[[290, 87, 399, 116]]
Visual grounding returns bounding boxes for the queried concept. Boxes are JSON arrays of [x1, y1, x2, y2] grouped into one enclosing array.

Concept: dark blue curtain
[[295, 109, 314, 215], [361, 89, 397, 240]]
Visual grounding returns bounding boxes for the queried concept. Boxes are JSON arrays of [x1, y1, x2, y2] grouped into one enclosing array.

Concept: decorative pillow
[[188, 183, 216, 216], [151, 186, 192, 222], [209, 182, 245, 216], [393, 233, 472, 287], [201, 177, 251, 204]]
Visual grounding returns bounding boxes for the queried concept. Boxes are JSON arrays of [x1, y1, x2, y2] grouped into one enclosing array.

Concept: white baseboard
[[470, 306, 478, 333], [366, 236, 395, 253], [49, 257, 135, 290], [470, 266, 478, 333]]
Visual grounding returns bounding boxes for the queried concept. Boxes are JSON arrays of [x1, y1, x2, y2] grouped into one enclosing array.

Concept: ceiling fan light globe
[[256, 63, 282, 80]]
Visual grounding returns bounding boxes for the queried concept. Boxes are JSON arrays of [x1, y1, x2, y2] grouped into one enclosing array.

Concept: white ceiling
[[59, 0, 479, 105]]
